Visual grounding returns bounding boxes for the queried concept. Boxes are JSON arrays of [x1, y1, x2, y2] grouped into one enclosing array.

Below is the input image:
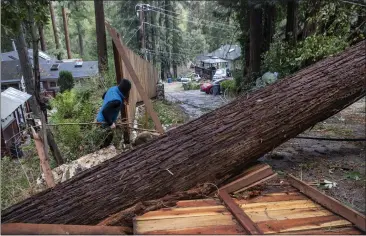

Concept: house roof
[[202, 58, 228, 64], [1, 57, 99, 82], [39, 61, 99, 80], [210, 44, 241, 61], [1, 87, 31, 119], [1, 60, 22, 83], [1, 49, 56, 64], [195, 45, 241, 63]]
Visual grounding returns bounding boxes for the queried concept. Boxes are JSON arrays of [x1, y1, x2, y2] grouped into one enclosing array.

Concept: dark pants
[[100, 126, 114, 149]]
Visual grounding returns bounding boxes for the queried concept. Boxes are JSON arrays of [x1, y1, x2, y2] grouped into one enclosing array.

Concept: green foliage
[[221, 80, 236, 93], [183, 82, 200, 90], [137, 100, 187, 130], [345, 171, 362, 181], [232, 69, 244, 92], [262, 35, 349, 78], [58, 70, 75, 93], [1, 153, 41, 209]]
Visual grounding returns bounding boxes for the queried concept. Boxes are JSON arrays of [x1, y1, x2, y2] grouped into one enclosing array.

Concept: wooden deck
[[134, 178, 364, 235]]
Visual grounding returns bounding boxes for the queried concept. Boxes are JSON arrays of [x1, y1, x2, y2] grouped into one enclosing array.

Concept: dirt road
[[165, 82, 227, 119]]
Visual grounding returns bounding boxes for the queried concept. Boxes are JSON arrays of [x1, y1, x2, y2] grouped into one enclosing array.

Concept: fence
[[117, 45, 159, 123], [107, 22, 163, 142]]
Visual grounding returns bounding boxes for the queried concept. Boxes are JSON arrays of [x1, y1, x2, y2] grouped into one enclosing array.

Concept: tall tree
[[285, 0, 298, 45], [94, 0, 108, 73], [249, 4, 263, 81], [263, 2, 276, 52], [49, 1, 61, 60], [164, 0, 172, 78], [62, 6, 72, 59], [159, 0, 165, 80], [38, 24, 46, 51]]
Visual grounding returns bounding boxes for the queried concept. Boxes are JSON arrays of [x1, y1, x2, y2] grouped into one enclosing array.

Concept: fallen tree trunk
[[2, 41, 365, 224]]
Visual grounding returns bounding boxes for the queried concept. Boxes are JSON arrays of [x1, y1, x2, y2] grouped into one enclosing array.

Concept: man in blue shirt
[[97, 78, 131, 148]]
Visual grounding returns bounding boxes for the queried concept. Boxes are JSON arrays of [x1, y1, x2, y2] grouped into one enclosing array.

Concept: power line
[[124, 25, 142, 46], [148, 8, 236, 32], [146, 4, 237, 29], [143, 21, 233, 41]]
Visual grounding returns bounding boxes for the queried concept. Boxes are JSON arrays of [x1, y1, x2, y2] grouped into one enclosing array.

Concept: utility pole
[[138, 4, 147, 60], [62, 7, 72, 59]]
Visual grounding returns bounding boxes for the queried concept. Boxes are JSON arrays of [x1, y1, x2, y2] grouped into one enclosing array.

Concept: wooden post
[[62, 7, 72, 59], [31, 127, 55, 188], [106, 22, 164, 134], [113, 33, 130, 144]]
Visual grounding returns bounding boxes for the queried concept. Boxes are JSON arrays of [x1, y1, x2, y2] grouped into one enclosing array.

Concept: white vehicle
[[192, 73, 201, 82], [213, 69, 226, 80], [180, 77, 192, 83]]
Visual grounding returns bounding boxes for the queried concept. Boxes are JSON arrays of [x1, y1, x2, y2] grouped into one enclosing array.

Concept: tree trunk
[[138, 5, 146, 59], [285, 0, 298, 45], [164, 0, 171, 78], [49, 1, 61, 60], [14, 25, 40, 118], [2, 41, 365, 224], [172, 2, 178, 79], [76, 22, 84, 57], [158, 1, 165, 80], [150, 0, 157, 66], [46, 129, 64, 166], [38, 25, 46, 51], [249, 5, 262, 81], [62, 7, 72, 59], [94, 0, 108, 73], [263, 3, 275, 52]]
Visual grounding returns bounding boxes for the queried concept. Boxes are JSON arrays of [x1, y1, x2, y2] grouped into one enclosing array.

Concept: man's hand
[[110, 123, 116, 129]]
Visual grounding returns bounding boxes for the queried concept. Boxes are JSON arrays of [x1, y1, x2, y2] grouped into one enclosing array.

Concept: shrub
[[183, 82, 200, 90], [221, 80, 236, 93], [262, 35, 349, 79], [58, 70, 74, 93]]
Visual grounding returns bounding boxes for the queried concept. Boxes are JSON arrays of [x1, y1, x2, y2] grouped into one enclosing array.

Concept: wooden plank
[[277, 226, 363, 235], [140, 224, 245, 235], [106, 22, 164, 134], [134, 214, 236, 234], [220, 165, 273, 193], [1, 223, 131, 235], [219, 190, 263, 234], [257, 215, 352, 234], [136, 206, 228, 221], [234, 173, 278, 194], [176, 199, 220, 208], [112, 32, 130, 144], [247, 207, 333, 222], [288, 174, 366, 232], [235, 192, 307, 204], [239, 199, 321, 212]]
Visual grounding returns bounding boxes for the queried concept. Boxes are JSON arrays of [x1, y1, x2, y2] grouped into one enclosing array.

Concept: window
[[50, 81, 57, 87]]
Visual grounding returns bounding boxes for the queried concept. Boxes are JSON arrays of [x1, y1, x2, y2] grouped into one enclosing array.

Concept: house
[[1, 49, 98, 94], [195, 44, 242, 70], [1, 87, 31, 157]]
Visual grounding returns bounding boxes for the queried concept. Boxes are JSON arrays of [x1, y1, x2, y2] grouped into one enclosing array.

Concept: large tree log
[[2, 41, 365, 225]]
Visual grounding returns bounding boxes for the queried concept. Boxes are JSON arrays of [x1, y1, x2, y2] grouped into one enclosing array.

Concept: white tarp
[[1, 87, 31, 119]]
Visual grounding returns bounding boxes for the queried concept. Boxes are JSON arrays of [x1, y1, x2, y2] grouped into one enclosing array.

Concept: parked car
[[200, 78, 231, 94], [192, 73, 201, 82], [180, 77, 192, 83], [213, 69, 226, 80]]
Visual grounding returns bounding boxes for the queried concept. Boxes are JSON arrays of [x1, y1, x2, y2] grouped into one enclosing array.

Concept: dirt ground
[[261, 97, 366, 214]]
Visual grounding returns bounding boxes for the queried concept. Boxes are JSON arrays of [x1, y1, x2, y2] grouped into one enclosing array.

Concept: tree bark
[[14, 25, 40, 118], [62, 7, 72, 59], [164, 0, 172, 78], [76, 22, 84, 58], [263, 3, 275, 52], [249, 5, 262, 81], [38, 25, 46, 51], [2, 41, 365, 225], [49, 1, 61, 60], [285, 0, 298, 45], [150, 0, 157, 66], [94, 0, 108, 73]]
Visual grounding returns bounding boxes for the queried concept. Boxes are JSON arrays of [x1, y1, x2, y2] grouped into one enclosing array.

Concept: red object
[[200, 82, 213, 94]]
